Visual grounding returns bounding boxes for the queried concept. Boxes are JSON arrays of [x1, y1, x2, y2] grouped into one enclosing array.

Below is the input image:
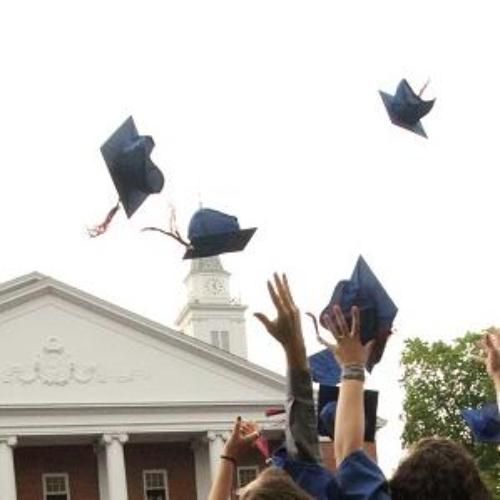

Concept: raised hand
[[322, 305, 372, 368], [254, 273, 306, 369], [481, 329, 500, 386], [223, 417, 260, 460]]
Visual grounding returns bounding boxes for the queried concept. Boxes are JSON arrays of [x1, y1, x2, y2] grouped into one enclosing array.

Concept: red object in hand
[[265, 407, 285, 417], [255, 435, 270, 459]]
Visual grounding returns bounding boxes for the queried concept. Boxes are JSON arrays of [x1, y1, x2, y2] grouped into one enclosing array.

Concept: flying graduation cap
[[319, 256, 398, 372], [379, 79, 435, 138], [318, 386, 379, 441], [462, 403, 500, 444], [88, 116, 165, 237], [143, 207, 257, 259], [309, 349, 342, 387]]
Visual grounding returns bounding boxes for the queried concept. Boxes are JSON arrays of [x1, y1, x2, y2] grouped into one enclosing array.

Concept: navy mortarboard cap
[[143, 207, 256, 259], [101, 116, 164, 218], [89, 117, 165, 237], [318, 386, 379, 441], [379, 79, 435, 138], [320, 256, 398, 371], [272, 447, 341, 500], [462, 403, 500, 444], [184, 208, 256, 259], [309, 349, 341, 387]]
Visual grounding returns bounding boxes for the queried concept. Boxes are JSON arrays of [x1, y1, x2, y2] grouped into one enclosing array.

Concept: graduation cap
[[318, 386, 379, 442], [143, 207, 256, 259], [309, 349, 341, 387], [379, 79, 435, 138], [462, 403, 500, 444], [89, 116, 165, 237], [320, 256, 398, 372], [271, 447, 342, 500]]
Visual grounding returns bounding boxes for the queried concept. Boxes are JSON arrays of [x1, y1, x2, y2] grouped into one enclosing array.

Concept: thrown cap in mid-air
[[379, 79, 435, 138], [143, 207, 256, 259], [308, 349, 341, 387], [320, 256, 398, 371], [101, 116, 164, 218]]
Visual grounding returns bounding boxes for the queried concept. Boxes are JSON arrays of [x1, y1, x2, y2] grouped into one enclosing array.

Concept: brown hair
[[389, 438, 491, 500], [239, 467, 313, 500]]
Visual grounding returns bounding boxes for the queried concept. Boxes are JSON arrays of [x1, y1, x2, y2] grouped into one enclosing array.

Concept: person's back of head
[[389, 437, 491, 500], [239, 467, 313, 500]]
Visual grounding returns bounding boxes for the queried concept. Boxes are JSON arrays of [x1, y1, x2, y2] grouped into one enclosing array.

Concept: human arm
[[322, 305, 371, 465], [207, 418, 259, 500], [482, 330, 500, 408], [255, 273, 321, 463]]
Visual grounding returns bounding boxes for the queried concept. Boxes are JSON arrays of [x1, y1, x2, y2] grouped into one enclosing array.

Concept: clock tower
[[175, 256, 248, 359]]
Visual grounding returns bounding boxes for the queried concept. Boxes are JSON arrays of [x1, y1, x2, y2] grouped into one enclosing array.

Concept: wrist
[[220, 454, 237, 467], [341, 364, 365, 382], [285, 345, 308, 370]]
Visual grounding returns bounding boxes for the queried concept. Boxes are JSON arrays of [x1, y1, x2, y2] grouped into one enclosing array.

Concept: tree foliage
[[400, 332, 499, 497]]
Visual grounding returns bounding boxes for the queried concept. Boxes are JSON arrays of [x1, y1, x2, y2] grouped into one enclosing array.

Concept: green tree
[[400, 332, 499, 497]]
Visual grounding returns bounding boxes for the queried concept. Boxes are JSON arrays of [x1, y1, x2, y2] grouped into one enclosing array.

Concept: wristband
[[220, 454, 237, 466], [342, 364, 365, 382]]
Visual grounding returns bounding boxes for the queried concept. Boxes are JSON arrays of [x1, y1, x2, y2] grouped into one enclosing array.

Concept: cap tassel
[[418, 78, 431, 97], [141, 226, 191, 248], [306, 312, 331, 348], [88, 202, 121, 238], [142, 204, 193, 250]]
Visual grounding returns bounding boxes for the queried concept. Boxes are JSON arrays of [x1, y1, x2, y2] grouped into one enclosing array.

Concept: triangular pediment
[[0, 273, 285, 407]]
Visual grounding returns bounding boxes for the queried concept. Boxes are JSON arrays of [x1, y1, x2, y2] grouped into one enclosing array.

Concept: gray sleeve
[[285, 368, 321, 463]]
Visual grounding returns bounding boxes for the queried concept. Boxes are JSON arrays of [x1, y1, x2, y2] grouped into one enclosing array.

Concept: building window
[[210, 330, 230, 351], [42, 473, 70, 500], [237, 466, 259, 488], [143, 470, 169, 500]]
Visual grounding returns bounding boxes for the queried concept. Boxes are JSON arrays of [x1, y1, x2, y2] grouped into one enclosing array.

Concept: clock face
[[204, 278, 225, 296]]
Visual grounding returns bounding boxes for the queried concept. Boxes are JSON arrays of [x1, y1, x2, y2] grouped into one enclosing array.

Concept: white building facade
[[0, 258, 286, 500]]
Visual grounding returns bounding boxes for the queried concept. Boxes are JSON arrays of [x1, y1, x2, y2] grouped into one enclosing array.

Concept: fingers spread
[[282, 274, 296, 308], [323, 313, 343, 342], [351, 306, 361, 339], [333, 305, 350, 337], [267, 280, 284, 313]]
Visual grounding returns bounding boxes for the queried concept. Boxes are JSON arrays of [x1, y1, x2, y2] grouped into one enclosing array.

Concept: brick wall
[[15, 445, 100, 500], [125, 442, 197, 500]]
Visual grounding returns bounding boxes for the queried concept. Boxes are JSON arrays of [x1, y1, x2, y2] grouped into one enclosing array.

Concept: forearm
[[494, 376, 500, 410], [207, 460, 233, 500], [285, 366, 321, 463], [334, 379, 365, 465]]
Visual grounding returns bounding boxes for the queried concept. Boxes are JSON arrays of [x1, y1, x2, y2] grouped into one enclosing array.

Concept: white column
[[0, 436, 17, 500], [97, 443, 109, 500], [191, 439, 211, 500], [102, 434, 129, 500], [207, 431, 229, 481]]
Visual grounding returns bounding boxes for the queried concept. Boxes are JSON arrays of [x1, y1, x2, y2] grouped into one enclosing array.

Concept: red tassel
[[255, 435, 270, 459], [88, 202, 120, 238]]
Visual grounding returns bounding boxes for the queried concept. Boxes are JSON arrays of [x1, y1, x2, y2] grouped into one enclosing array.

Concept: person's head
[[389, 437, 491, 500], [238, 467, 312, 500]]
